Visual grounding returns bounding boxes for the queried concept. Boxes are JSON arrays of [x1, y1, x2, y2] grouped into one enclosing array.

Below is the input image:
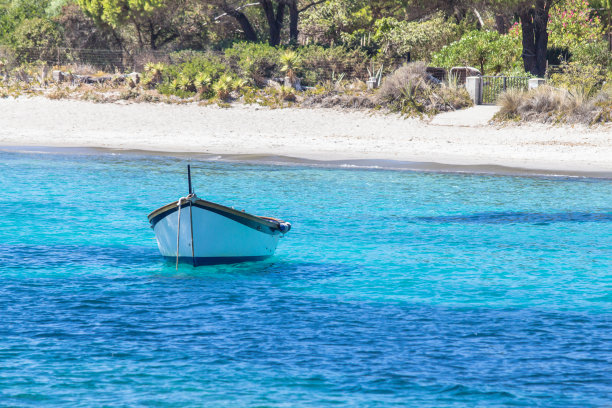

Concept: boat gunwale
[[148, 199, 283, 232]]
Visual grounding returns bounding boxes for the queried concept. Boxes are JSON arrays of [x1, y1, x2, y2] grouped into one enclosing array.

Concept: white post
[[528, 78, 546, 89], [465, 76, 482, 105]]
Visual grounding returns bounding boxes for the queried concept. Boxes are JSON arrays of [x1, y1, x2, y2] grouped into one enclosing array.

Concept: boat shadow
[[160, 257, 354, 280]]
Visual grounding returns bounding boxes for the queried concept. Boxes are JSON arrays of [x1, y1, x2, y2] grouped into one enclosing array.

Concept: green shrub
[[12, 17, 64, 62], [224, 42, 282, 83], [158, 54, 229, 99], [363, 13, 465, 61], [570, 41, 612, 70], [549, 62, 608, 97], [432, 30, 522, 75], [0, 0, 51, 45], [548, 0, 603, 51], [298, 45, 369, 86]]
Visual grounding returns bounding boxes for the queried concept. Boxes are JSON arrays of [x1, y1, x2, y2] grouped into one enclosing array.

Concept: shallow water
[[0, 150, 610, 407]]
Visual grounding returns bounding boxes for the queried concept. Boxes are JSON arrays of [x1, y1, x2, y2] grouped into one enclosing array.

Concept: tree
[[411, 0, 557, 76], [216, 0, 329, 45], [76, 0, 184, 49], [516, 0, 556, 76]]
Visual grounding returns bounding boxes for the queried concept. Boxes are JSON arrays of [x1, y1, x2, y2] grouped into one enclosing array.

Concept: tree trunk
[[534, 0, 551, 77], [288, 0, 299, 44], [149, 20, 157, 50], [519, 8, 537, 75], [222, 5, 258, 42], [260, 0, 285, 46], [519, 1, 552, 77]]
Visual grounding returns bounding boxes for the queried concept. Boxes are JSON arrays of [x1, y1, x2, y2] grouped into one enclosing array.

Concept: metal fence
[[481, 76, 530, 105], [15, 47, 166, 72], [13, 46, 407, 83]]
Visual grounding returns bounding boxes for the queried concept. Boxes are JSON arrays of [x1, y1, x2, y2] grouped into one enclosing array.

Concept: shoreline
[[1, 96, 611, 176], [4, 145, 612, 179]]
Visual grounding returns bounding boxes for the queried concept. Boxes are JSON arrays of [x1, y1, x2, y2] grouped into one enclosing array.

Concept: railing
[[481, 76, 530, 104]]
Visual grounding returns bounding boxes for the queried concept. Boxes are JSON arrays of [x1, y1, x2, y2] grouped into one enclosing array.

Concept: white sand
[[1, 96, 611, 173]]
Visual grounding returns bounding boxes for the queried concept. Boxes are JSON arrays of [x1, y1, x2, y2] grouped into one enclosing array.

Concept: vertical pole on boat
[[187, 164, 193, 195]]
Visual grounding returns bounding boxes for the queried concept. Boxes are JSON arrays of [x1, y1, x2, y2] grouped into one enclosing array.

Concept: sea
[[0, 148, 610, 407]]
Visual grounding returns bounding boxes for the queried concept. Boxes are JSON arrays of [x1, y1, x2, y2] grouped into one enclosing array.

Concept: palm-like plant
[[194, 72, 212, 96], [280, 50, 302, 86], [143, 62, 165, 87], [177, 73, 194, 92], [213, 74, 234, 100]]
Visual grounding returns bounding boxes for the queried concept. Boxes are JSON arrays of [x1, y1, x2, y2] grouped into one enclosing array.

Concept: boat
[[148, 165, 291, 266]]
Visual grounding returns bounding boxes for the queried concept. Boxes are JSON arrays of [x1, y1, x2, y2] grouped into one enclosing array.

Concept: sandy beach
[[1, 96, 611, 174]]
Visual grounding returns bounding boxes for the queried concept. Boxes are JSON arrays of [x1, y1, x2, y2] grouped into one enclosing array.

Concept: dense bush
[[157, 54, 231, 99], [548, 0, 603, 50], [432, 30, 522, 75], [377, 62, 472, 116], [299, 0, 371, 46], [352, 13, 466, 61], [222, 42, 375, 87], [570, 40, 612, 69], [224, 42, 283, 83], [549, 62, 609, 96], [298, 45, 370, 86], [12, 17, 64, 62], [0, 0, 51, 45]]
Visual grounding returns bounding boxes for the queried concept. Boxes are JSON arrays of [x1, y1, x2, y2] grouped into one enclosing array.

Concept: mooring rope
[[175, 198, 184, 270], [175, 194, 195, 270]]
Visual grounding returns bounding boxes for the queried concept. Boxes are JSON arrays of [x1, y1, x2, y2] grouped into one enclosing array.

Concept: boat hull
[[148, 198, 285, 266]]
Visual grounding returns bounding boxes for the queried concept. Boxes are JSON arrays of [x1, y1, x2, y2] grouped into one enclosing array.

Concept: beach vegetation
[[495, 85, 612, 124], [377, 62, 472, 117], [0, 0, 609, 123], [142, 62, 165, 88], [224, 42, 283, 84]]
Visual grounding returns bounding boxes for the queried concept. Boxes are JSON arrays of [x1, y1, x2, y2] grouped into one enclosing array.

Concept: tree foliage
[[432, 29, 522, 74], [76, 0, 193, 49]]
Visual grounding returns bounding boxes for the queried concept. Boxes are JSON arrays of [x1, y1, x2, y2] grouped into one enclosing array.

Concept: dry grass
[[495, 85, 612, 125], [376, 62, 472, 116]]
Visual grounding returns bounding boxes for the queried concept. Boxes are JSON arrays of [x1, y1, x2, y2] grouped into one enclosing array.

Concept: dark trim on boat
[[148, 199, 281, 235], [166, 255, 271, 266]]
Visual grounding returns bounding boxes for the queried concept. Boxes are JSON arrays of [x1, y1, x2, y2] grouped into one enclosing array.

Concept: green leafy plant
[[280, 50, 302, 85], [194, 72, 212, 96], [225, 42, 282, 84], [549, 61, 607, 97], [213, 74, 234, 100], [432, 30, 522, 75], [158, 54, 229, 99], [142, 62, 165, 88]]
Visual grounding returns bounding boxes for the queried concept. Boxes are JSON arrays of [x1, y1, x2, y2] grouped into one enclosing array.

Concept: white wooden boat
[[148, 166, 291, 266]]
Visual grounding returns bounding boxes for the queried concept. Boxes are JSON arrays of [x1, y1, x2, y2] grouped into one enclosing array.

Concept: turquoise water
[[0, 149, 610, 407]]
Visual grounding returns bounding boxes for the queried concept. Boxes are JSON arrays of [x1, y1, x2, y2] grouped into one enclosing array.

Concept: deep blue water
[[0, 150, 610, 407]]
